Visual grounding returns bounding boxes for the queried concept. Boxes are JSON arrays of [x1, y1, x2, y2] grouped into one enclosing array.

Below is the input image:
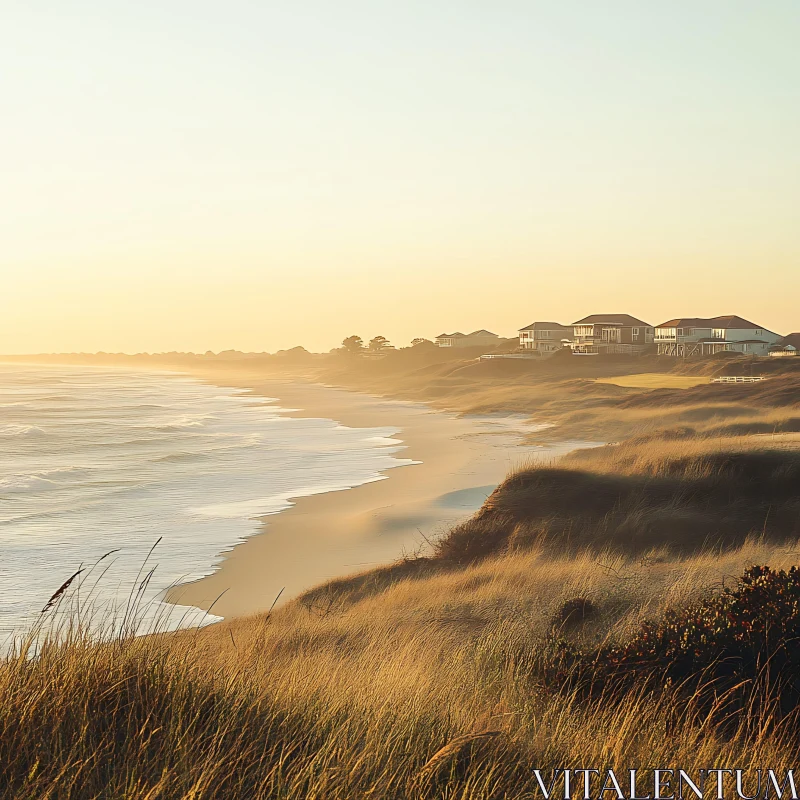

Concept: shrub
[[563, 567, 800, 723]]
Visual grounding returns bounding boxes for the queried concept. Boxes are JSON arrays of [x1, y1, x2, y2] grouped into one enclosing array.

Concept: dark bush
[[560, 567, 800, 723]]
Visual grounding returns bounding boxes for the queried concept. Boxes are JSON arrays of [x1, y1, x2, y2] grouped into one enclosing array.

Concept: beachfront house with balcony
[[571, 314, 654, 355], [655, 315, 780, 357], [435, 329, 500, 349], [518, 322, 573, 355], [654, 318, 716, 357]]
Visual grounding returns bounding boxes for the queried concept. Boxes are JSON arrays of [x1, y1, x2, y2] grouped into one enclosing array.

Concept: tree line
[[341, 336, 432, 354]]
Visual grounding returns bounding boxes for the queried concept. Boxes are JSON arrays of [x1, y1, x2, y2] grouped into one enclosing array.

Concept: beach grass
[[4, 425, 800, 798], [4, 536, 800, 799], [1, 352, 799, 798]]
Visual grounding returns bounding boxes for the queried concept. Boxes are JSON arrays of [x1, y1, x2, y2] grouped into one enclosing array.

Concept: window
[[602, 328, 620, 342], [677, 328, 684, 336], [755, 329, 763, 335]]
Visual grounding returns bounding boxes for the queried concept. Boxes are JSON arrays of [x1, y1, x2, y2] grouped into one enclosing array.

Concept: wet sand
[[167, 378, 598, 619]]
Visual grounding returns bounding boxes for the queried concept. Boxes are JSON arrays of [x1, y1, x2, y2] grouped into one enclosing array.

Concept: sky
[[1, 1, 798, 353]]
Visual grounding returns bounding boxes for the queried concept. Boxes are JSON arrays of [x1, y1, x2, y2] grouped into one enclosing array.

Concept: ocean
[[0, 364, 413, 642]]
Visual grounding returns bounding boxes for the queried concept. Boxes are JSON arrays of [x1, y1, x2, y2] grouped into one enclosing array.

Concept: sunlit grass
[[4, 537, 800, 798], [594, 373, 710, 389], [2, 355, 798, 797]]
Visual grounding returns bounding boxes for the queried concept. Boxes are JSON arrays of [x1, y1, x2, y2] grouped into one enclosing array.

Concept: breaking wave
[[0, 364, 412, 642], [0, 424, 46, 438]]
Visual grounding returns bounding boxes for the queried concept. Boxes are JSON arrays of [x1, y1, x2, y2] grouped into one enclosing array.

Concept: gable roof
[[776, 332, 800, 349], [656, 318, 714, 329], [572, 314, 651, 327], [707, 315, 765, 330], [436, 330, 497, 339], [518, 321, 572, 332], [656, 315, 774, 332]]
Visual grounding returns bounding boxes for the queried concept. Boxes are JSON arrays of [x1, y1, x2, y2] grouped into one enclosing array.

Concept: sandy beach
[[166, 377, 597, 620]]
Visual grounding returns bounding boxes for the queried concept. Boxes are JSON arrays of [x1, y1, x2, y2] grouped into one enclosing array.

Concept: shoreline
[[167, 376, 599, 619]]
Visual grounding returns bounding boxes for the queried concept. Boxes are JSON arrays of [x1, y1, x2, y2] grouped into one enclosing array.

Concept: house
[[769, 332, 800, 357], [571, 314, 654, 355], [518, 322, 573, 354], [435, 330, 500, 348], [655, 318, 717, 356], [655, 315, 780, 357]]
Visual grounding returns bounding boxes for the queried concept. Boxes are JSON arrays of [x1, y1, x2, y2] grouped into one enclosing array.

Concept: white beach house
[[655, 315, 780, 357]]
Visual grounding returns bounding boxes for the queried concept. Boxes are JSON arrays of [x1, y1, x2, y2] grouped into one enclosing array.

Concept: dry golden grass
[[566, 428, 800, 473], [315, 360, 799, 445], [527, 398, 800, 445], [1, 353, 798, 798], [4, 538, 800, 798], [434, 433, 800, 565]]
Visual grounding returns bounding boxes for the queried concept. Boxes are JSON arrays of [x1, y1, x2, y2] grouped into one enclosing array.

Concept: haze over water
[[0, 364, 412, 641]]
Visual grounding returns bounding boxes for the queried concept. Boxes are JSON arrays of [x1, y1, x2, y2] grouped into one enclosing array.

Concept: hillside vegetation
[[9, 344, 800, 441], [5, 538, 800, 797], [438, 436, 800, 562], [209, 349, 800, 441], [1, 353, 799, 798]]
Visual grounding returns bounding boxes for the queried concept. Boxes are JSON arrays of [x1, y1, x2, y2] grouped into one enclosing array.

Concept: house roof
[[656, 318, 714, 329], [656, 315, 771, 331], [707, 315, 765, 330], [518, 321, 572, 332], [572, 314, 651, 327], [776, 332, 800, 349], [436, 330, 497, 339]]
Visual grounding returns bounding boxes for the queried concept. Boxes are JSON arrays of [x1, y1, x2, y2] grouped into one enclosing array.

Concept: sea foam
[[0, 364, 413, 641]]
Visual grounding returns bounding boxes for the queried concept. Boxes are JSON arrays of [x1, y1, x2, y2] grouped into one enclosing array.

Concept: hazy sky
[[2, 1, 798, 353]]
